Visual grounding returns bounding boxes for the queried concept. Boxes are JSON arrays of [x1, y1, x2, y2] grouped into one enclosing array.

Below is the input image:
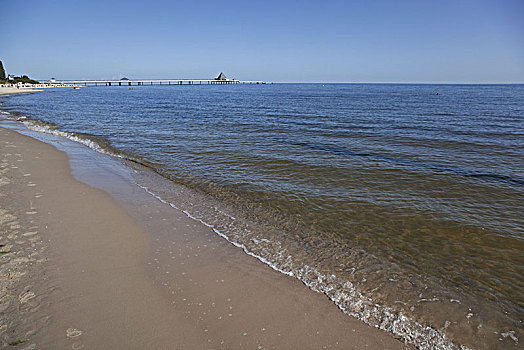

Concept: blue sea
[[1, 83, 523, 349]]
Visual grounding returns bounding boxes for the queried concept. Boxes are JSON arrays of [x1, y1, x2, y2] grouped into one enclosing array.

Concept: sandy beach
[[0, 126, 408, 348], [0, 87, 44, 95]]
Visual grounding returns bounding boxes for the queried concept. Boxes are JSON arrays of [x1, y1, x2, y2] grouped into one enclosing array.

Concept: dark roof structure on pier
[[216, 72, 227, 81]]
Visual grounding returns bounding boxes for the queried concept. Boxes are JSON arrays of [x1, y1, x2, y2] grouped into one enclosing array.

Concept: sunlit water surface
[[1, 83, 523, 349]]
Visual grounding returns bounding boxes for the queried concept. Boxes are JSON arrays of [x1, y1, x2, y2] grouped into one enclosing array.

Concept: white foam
[[22, 121, 120, 157], [2, 115, 122, 160], [500, 331, 518, 344]]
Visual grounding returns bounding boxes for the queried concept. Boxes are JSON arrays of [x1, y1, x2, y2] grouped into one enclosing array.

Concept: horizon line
[[275, 81, 524, 85], [31, 79, 524, 85]]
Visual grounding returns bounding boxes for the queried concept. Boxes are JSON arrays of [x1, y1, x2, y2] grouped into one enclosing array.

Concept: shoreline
[[0, 87, 44, 95], [0, 110, 474, 350], [0, 126, 409, 348]]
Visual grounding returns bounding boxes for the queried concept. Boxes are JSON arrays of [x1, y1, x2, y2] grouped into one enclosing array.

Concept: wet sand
[[0, 126, 408, 349]]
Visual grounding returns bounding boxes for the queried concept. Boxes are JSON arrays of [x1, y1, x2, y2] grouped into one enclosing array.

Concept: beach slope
[[0, 127, 407, 349]]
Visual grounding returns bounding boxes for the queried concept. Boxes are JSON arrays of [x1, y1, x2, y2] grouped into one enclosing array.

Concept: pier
[[51, 78, 268, 86]]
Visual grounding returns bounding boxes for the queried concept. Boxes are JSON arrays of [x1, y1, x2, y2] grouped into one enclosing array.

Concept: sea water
[[1, 83, 522, 349]]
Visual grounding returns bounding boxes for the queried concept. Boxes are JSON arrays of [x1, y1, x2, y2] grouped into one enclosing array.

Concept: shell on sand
[[66, 328, 83, 338]]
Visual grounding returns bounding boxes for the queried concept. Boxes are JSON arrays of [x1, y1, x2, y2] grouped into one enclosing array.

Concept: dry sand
[[0, 127, 408, 349], [0, 87, 44, 95]]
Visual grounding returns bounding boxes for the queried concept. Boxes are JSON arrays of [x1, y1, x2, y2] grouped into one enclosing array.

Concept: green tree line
[[0, 61, 6, 83], [12, 75, 40, 84], [0, 60, 40, 84]]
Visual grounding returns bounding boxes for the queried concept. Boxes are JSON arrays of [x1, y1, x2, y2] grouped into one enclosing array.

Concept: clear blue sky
[[1, 0, 523, 83]]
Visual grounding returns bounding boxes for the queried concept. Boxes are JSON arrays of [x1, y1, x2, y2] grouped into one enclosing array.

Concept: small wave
[[0, 110, 116, 158], [1, 113, 129, 162], [22, 121, 115, 156]]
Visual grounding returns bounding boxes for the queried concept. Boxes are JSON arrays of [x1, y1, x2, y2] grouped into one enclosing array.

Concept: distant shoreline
[[0, 86, 44, 95]]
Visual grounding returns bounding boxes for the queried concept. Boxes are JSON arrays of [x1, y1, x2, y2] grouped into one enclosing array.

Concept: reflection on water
[[1, 83, 523, 349]]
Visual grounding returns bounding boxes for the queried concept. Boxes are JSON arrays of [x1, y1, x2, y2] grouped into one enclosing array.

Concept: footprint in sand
[[72, 342, 84, 350]]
